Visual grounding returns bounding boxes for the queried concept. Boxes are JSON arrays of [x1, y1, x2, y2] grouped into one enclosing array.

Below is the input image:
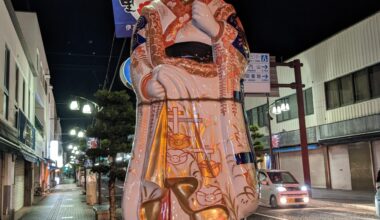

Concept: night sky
[[10, 0, 380, 150]]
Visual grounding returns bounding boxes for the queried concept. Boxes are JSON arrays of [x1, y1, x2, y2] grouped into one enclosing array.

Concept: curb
[[311, 199, 376, 212]]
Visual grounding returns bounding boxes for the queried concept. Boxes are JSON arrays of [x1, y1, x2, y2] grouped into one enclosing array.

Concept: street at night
[[1, 0, 380, 219]]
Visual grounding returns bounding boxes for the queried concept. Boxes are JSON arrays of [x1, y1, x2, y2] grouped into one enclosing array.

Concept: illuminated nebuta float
[[120, 0, 259, 219]]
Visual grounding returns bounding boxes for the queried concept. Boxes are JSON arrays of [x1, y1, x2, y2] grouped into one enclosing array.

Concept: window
[[325, 62, 380, 110], [339, 74, 354, 106], [28, 90, 31, 118], [304, 88, 314, 115], [22, 80, 26, 111], [326, 80, 340, 109], [246, 109, 253, 126], [370, 64, 380, 98], [3, 46, 10, 120], [257, 104, 268, 127], [15, 66, 19, 103], [247, 105, 266, 127], [277, 88, 314, 122], [354, 69, 370, 101]]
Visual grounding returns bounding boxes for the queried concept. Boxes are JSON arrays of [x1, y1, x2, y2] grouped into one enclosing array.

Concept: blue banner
[[18, 111, 35, 149], [111, 0, 138, 38]]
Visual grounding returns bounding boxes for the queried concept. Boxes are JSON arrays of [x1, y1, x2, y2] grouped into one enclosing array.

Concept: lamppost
[[69, 96, 101, 114], [266, 96, 290, 169], [271, 59, 312, 194], [69, 128, 86, 138], [69, 96, 103, 204]]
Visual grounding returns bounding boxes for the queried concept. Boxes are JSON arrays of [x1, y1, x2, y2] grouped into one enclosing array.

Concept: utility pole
[[271, 59, 311, 193]]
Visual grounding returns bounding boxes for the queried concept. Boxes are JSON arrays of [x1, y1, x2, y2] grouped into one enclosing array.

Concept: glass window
[[304, 88, 314, 115], [326, 80, 340, 109], [246, 109, 253, 126], [353, 69, 370, 101], [252, 108, 258, 126], [288, 94, 298, 119], [267, 171, 298, 184], [370, 64, 380, 98], [22, 80, 26, 111], [3, 94, 8, 119], [257, 104, 268, 127], [4, 47, 10, 91], [339, 74, 354, 106], [15, 66, 19, 103]]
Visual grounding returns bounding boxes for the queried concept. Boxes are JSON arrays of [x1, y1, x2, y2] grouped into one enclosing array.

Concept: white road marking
[[252, 213, 288, 220], [61, 205, 74, 207], [62, 217, 74, 219]]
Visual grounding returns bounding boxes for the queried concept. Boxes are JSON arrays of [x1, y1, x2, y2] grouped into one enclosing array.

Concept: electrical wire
[[103, 32, 116, 90], [108, 38, 127, 92]]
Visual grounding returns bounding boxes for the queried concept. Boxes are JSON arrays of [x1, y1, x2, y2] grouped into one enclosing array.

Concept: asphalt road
[[98, 174, 378, 219], [249, 205, 377, 220]]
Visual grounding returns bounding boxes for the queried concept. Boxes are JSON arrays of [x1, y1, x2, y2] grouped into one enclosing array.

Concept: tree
[[86, 90, 135, 220], [249, 125, 264, 164]]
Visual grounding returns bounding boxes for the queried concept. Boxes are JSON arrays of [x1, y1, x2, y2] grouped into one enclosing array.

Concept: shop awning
[[0, 136, 20, 154], [273, 144, 319, 153]]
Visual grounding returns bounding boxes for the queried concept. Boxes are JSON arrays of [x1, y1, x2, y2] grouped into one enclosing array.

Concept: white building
[[0, 0, 61, 218], [245, 11, 380, 191]]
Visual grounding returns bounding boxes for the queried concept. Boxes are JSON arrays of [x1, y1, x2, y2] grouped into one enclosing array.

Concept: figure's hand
[[192, 0, 220, 38], [146, 78, 165, 99]]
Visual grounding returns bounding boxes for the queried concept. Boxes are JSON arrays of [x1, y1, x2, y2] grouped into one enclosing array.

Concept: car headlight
[[301, 186, 308, 191], [277, 186, 287, 192]]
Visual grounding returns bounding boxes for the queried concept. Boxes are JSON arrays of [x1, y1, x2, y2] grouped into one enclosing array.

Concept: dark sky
[[11, 0, 380, 149]]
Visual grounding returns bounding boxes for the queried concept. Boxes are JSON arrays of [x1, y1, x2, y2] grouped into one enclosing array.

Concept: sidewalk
[[18, 179, 95, 220], [310, 188, 376, 212]]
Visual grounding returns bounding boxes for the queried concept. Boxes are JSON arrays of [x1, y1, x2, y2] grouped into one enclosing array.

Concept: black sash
[[165, 41, 213, 63]]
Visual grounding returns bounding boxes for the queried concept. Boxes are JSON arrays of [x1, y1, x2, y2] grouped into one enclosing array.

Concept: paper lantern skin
[[122, 0, 258, 219]]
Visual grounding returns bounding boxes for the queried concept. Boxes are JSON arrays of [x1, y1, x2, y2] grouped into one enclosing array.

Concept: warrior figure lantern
[[121, 0, 259, 219]]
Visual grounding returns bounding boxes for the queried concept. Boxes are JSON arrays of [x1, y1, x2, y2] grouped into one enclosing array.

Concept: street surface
[[20, 178, 378, 220], [249, 205, 377, 220]]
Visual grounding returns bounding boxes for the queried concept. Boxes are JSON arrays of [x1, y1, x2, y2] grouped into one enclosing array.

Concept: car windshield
[[267, 171, 298, 184]]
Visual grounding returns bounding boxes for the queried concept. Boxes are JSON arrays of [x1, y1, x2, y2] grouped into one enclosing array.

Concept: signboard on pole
[[244, 54, 279, 97], [244, 53, 271, 94], [87, 137, 99, 149]]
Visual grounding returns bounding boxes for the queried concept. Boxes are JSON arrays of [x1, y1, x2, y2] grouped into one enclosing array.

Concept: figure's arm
[[142, 6, 218, 78], [130, 16, 165, 102]]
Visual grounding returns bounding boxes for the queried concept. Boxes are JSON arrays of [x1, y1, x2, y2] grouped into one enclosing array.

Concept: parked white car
[[258, 169, 309, 208]]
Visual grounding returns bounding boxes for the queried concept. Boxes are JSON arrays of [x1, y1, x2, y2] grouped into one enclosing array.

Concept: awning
[[0, 136, 20, 154], [273, 144, 319, 153], [19, 150, 37, 163]]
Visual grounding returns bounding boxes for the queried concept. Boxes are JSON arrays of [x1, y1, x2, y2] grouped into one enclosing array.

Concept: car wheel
[[270, 196, 278, 208]]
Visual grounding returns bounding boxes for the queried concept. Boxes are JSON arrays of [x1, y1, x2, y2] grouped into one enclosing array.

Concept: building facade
[[0, 0, 61, 219], [245, 12, 380, 191]]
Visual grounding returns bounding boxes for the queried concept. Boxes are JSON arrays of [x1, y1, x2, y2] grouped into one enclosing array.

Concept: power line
[[103, 32, 116, 90], [108, 38, 127, 92]]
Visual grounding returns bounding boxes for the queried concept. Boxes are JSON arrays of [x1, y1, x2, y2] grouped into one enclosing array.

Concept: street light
[[68, 144, 73, 149], [70, 100, 80, 110], [69, 129, 77, 136], [77, 131, 85, 138], [267, 97, 290, 169], [82, 104, 92, 114], [69, 96, 100, 114]]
